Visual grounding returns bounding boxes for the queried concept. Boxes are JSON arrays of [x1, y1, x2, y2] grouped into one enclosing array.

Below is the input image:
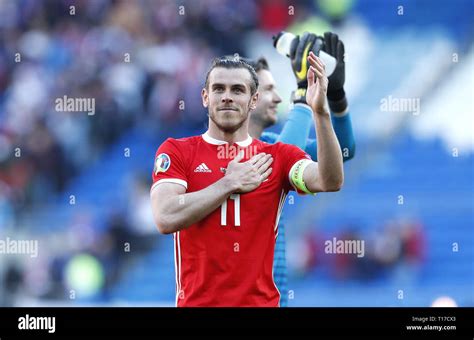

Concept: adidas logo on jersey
[[194, 163, 212, 173]]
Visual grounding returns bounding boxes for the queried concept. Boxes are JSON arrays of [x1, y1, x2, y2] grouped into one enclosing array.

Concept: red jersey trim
[[151, 178, 188, 193], [173, 231, 182, 307], [274, 190, 287, 236]]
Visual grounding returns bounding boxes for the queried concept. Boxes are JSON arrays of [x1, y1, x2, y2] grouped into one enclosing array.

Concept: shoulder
[[252, 138, 275, 152], [273, 142, 311, 160], [160, 135, 201, 151], [167, 135, 201, 145], [272, 141, 295, 151]]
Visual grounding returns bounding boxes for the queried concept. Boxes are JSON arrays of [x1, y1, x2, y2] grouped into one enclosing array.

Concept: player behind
[[150, 52, 343, 306], [245, 32, 355, 306]]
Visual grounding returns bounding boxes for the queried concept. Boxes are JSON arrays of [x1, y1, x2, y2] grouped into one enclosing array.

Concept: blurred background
[[0, 0, 472, 307]]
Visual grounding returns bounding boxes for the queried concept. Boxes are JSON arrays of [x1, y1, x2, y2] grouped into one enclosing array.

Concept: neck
[[248, 118, 265, 139], [207, 120, 250, 144]]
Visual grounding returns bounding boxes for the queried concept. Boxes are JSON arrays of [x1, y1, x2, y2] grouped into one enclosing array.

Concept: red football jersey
[[151, 132, 312, 307]]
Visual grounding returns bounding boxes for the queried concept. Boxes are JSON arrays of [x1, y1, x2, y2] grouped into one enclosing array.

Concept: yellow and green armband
[[289, 159, 316, 195]]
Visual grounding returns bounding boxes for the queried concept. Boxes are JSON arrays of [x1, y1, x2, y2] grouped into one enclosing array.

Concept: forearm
[[305, 111, 355, 162], [331, 110, 355, 161], [277, 104, 313, 150], [314, 111, 344, 190], [158, 177, 236, 233]]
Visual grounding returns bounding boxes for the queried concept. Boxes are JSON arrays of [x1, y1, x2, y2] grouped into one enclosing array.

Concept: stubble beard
[[209, 106, 249, 134]]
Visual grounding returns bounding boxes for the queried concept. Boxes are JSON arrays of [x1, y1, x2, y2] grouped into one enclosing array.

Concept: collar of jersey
[[202, 131, 253, 147]]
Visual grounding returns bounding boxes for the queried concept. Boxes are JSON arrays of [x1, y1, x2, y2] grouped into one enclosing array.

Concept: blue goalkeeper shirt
[[260, 103, 355, 306]]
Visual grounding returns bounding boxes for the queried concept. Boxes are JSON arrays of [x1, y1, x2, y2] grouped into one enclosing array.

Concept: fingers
[[231, 152, 273, 180], [234, 152, 272, 169], [331, 33, 339, 56], [324, 32, 333, 55], [308, 52, 325, 79], [231, 149, 245, 163], [296, 32, 311, 62], [309, 51, 325, 69], [260, 167, 273, 182], [289, 35, 300, 59], [307, 63, 315, 86], [324, 32, 339, 56], [323, 31, 345, 63], [336, 40, 345, 62], [309, 63, 323, 79], [253, 153, 271, 168], [256, 154, 273, 174], [247, 152, 266, 165]]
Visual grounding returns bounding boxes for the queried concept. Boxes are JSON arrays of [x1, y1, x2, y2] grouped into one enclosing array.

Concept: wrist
[[327, 87, 345, 101], [221, 175, 239, 194], [313, 108, 331, 118], [310, 98, 330, 117], [327, 88, 347, 113]]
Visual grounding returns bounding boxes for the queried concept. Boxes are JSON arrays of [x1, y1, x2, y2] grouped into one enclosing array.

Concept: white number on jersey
[[220, 194, 240, 226]]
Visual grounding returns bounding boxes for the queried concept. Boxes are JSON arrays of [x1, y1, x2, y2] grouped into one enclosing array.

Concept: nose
[[221, 90, 233, 103], [274, 91, 282, 104]]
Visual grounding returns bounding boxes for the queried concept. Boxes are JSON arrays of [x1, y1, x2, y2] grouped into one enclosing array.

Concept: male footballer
[[150, 51, 343, 307]]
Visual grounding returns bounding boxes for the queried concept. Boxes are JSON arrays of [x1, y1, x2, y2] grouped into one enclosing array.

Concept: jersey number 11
[[220, 194, 240, 226]]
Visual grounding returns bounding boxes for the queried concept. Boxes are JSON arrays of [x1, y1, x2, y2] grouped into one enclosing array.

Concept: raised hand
[[305, 51, 329, 115]]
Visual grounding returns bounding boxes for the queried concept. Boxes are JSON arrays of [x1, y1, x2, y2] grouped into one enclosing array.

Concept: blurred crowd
[[288, 217, 427, 282], [1, 173, 158, 305]]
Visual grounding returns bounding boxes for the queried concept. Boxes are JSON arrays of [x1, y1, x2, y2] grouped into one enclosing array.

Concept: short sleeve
[[151, 138, 188, 192], [279, 143, 313, 194]]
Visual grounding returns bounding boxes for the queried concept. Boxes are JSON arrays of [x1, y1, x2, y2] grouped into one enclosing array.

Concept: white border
[[202, 131, 253, 147], [150, 178, 188, 193]]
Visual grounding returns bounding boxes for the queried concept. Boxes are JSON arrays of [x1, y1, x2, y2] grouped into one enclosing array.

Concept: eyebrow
[[211, 83, 247, 91], [232, 84, 246, 91]]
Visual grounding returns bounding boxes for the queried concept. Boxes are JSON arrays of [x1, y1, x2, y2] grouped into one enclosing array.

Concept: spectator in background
[[332, 228, 362, 280], [400, 219, 426, 265]]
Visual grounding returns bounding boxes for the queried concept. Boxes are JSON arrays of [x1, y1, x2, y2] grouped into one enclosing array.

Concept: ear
[[201, 88, 209, 108], [249, 92, 259, 110]]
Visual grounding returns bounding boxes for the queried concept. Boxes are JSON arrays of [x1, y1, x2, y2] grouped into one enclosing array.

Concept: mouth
[[218, 107, 238, 112], [268, 106, 278, 115]]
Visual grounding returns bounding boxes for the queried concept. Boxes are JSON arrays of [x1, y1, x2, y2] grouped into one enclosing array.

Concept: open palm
[[305, 51, 329, 115]]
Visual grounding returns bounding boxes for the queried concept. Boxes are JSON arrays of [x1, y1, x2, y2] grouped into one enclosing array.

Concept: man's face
[[202, 67, 258, 133], [251, 69, 282, 128]]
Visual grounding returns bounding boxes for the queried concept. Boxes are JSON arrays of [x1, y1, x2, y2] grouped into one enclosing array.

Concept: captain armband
[[289, 159, 316, 195]]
